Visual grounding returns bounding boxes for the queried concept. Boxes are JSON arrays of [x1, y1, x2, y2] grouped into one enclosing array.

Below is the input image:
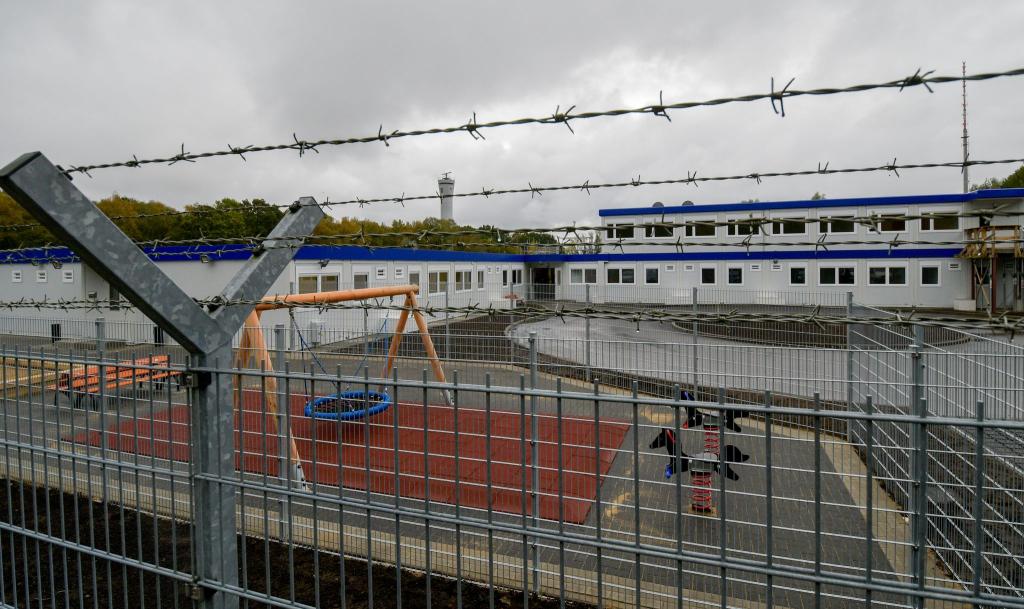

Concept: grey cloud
[[1, 1, 1022, 230]]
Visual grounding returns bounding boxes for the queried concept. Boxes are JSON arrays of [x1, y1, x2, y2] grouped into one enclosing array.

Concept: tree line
[[2, 164, 1021, 251], [0, 192, 556, 252]]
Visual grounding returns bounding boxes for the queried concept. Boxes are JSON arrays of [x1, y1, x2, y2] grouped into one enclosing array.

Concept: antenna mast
[[962, 61, 969, 193]]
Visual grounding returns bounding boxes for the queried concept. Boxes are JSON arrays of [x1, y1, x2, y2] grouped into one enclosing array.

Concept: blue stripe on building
[[0, 244, 963, 265], [597, 188, 1024, 217]]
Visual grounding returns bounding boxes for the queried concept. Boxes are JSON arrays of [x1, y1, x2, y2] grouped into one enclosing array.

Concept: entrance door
[[531, 267, 555, 300]]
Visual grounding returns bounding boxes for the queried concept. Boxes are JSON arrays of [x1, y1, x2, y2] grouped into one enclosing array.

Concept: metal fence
[[847, 303, 1024, 603], [1, 299, 1023, 609], [0, 163, 1018, 608]]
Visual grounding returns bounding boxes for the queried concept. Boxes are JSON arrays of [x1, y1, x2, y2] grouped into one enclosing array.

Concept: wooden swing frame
[[233, 284, 448, 486]]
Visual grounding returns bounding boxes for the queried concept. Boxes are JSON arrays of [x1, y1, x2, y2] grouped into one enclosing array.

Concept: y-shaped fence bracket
[[0, 151, 325, 609]]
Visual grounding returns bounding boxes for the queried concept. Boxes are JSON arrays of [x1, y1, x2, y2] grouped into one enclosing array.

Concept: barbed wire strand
[[0, 208, 1021, 262], [0, 237, 1016, 265], [0, 297, 1021, 333], [53, 66, 1024, 178], [2, 156, 1022, 233], [2, 203, 1024, 255]]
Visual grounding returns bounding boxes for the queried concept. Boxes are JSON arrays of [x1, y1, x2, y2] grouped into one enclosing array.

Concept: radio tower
[[962, 61, 969, 194]]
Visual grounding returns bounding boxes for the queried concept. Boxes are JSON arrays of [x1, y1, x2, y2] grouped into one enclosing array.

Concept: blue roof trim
[[0, 244, 962, 265], [598, 188, 1024, 217], [0, 244, 524, 265], [293, 245, 524, 263], [527, 248, 961, 263]]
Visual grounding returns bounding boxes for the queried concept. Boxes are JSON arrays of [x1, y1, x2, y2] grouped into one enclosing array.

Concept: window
[[948, 262, 962, 272], [887, 267, 907, 284], [644, 266, 659, 285], [869, 266, 907, 285], [605, 223, 633, 239], [869, 214, 906, 233], [320, 275, 339, 292], [644, 223, 673, 238], [428, 271, 449, 294], [36, 270, 47, 283], [11, 270, 22, 283], [683, 264, 695, 272], [727, 266, 743, 285], [570, 268, 597, 284], [606, 268, 635, 284], [477, 270, 484, 289], [771, 263, 783, 271], [109, 285, 121, 310], [921, 265, 940, 286], [819, 266, 856, 285], [771, 218, 806, 235], [920, 211, 959, 231], [555, 270, 561, 285], [749, 264, 761, 272], [789, 265, 807, 285], [298, 275, 318, 293], [353, 273, 369, 290], [61, 270, 74, 283], [375, 267, 386, 280], [395, 267, 405, 279], [684, 221, 715, 238], [726, 218, 758, 236], [409, 271, 420, 287], [665, 265, 675, 272], [300, 274, 339, 293], [819, 216, 855, 234], [700, 266, 716, 285], [455, 270, 472, 292], [511, 269, 523, 285], [502, 270, 509, 286]]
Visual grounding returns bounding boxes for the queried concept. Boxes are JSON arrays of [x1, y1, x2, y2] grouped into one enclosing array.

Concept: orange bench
[[50, 354, 182, 409]]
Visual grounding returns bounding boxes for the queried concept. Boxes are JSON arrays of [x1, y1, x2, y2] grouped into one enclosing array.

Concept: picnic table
[[49, 354, 182, 409]]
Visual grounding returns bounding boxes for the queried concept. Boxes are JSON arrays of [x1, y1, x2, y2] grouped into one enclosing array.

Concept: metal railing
[[848, 302, 1024, 601], [1, 309, 1023, 609]]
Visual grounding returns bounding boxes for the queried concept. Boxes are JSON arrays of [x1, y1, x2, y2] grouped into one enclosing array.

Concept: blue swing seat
[[304, 390, 392, 421]]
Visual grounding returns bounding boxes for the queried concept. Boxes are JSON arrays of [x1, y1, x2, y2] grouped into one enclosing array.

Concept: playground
[[0, 297, 943, 609]]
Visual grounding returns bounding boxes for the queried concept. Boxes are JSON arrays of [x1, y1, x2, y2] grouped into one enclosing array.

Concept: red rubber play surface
[[68, 391, 629, 524]]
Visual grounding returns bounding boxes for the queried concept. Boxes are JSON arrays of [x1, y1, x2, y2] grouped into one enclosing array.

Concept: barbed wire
[[54, 66, 1024, 178], [0, 237, 1013, 266], [0, 297, 1020, 333], [0, 207, 1020, 262], [316, 157, 1024, 211], [2, 155, 1022, 233]]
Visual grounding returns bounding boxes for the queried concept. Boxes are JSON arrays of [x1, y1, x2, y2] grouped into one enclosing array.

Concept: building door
[[530, 267, 555, 300]]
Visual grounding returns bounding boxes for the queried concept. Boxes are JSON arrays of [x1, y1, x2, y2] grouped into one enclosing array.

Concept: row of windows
[[428, 269, 521, 294], [788, 264, 942, 287], [9, 269, 74, 283], [564, 262, 952, 287], [298, 267, 524, 295], [571, 265, 676, 285], [605, 211, 960, 240]]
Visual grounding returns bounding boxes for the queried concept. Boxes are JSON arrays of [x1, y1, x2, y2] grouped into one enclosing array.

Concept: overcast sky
[[2, 1, 1022, 230]]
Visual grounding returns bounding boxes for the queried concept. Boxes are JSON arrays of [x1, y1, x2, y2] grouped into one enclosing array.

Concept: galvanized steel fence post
[[363, 307, 369, 370], [692, 286, 699, 395], [0, 151, 324, 609], [585, 284, 592, 382], [273, 324, 289, 539], [909, 323, 927, 609], [445, 288, 451, 361], [94, 316, 106, 355], [528, 331, 540, 594], [846, 291, 854, 443]]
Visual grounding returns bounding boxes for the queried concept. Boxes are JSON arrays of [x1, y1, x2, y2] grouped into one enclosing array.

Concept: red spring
[[691, 472, 714, 512], [703, 425, 720, 454]]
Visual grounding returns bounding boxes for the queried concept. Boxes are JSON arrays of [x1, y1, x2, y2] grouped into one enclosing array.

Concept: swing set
[[233, 283, 450, 486]]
